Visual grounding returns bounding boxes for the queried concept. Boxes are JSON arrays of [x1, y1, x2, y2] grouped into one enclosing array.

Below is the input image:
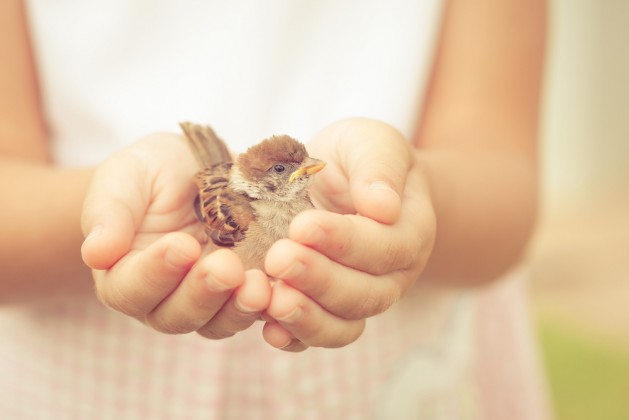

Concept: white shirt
[[0, 2, 549, 419]]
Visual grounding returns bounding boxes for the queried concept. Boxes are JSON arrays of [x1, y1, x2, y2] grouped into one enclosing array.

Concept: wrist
[[0, 161, 95, 303]]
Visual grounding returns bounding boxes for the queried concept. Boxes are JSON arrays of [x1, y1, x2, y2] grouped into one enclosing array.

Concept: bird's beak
[[289, 157, 326, 182]]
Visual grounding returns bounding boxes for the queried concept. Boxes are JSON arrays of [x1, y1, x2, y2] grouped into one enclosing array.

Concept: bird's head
[[232, 135, 325, 201]]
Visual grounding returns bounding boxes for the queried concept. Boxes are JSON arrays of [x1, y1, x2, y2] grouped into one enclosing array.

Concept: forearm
[[411, 0, 544, 286], [0, 157, 94, 303], [416, 145, 537, 285]]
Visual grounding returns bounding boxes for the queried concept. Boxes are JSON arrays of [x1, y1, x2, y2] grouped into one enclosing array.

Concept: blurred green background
[[536, 317, 629, 420], [528, 1, 629, 419]]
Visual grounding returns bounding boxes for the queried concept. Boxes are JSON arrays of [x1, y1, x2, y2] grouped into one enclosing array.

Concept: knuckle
[[196, 324, 236, 340], [371, 234, 419, 276], [280, 340, 309, 352], [329, 230, 352, 258], [364, 229, 417, 276], [345, 284, 377, 320], [100, 285, 146, 318], [370, 248, 396, 276], [324, 321, 366, 348], [350, 280, 400, 320], [145, 315, 194, 335]]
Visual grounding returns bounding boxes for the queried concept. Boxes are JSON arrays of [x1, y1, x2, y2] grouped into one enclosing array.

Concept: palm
[[125, 135, 212, 253], [82, 132, 219, 271]]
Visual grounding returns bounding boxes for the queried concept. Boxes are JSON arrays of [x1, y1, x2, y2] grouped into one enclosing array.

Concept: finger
[[293, 159, 436, 274], [265, 281, 365, 348], [262, 322, 308, 352], [266, 240, 407, 320], [289, 210, 424, 275], [144, 249, 246, 334], [81, 154, 148, 269], [196, 269, 271, 339], [96, 232, 200, 318], [335, 119, 413, 224], [81, 198, 137, 270]]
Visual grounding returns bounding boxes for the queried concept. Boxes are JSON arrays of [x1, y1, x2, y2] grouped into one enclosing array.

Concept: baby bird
[[180, 122, 325, 269]]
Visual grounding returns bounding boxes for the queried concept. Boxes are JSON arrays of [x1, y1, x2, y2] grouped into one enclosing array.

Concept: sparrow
[[180, 122, 326, 270]]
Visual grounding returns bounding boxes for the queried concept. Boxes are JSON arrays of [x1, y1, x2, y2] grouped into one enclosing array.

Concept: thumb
[[81, 154, 147, 270], [336, 119, 412, 224]]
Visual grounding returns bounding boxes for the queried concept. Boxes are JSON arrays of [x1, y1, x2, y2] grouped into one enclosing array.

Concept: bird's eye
[[273, 164, 286, 173]]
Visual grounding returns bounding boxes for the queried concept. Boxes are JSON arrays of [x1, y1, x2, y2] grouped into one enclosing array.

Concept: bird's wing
[[195, 164, 255, 247], [180, 121, 255, 247]]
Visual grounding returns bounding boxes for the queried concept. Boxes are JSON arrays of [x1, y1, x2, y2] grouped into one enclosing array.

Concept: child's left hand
[[262, 118, 436, 351]]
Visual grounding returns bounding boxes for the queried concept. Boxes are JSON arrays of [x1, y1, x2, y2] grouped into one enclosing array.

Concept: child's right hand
[[80, 132, 271, 338]]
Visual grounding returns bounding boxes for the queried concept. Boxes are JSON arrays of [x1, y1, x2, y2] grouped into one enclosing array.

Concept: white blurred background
[[541, 0, 628, 205], [529, 1, 629, 418], [531, 0, 629, 334]]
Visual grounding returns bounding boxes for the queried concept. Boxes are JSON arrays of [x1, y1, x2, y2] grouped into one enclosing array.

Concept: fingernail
[[84, 224, 103, 242], [276, 260, 305, 280], [276, 305, 304, 323], [368, 180, 396, 193], [301, 224, 325, 246], [234, 299, 258, 314], [204, 273, 234, 292], [279, 337, 299, 349], [165, 246, 191, 269]]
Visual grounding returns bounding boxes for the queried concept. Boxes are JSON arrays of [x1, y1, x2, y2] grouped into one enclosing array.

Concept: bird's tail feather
[[179, 121, 232, 167]]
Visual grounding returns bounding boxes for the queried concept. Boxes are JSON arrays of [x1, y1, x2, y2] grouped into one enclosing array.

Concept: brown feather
[[180, 123, 322, 263], [180, 122, 255, 247], [179, 121, 232, 167], [237, 135, 308, 180]]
